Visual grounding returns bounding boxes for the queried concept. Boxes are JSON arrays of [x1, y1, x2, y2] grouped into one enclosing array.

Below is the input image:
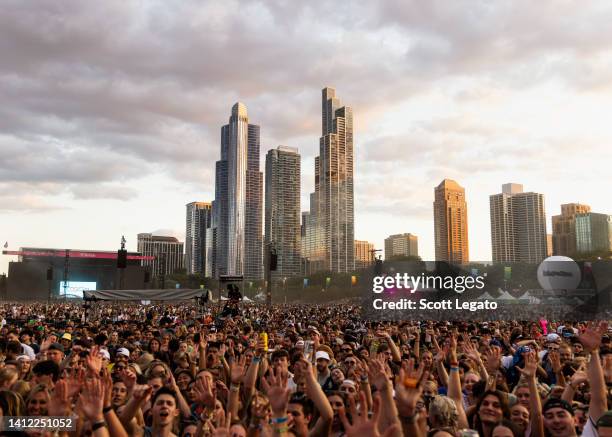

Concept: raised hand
[[570, 363, 588, 388], [261, 367, 290, 416], [395, 358, 429, 417], [193, 378, 215, 408], [86, 346, 103, 375], [579, 321, 608, 353], [368, 357, 391, 391], [48, 379, 71, 416], [207, 412, 232, 437], [339, 392, 400, 437], [132, 384, 153, 404], [517, 351, 538, 379], [462, 341, 481, 363], [484, 346, 501, 375], [77, 376, 105, 422], [548, 350, 562, 374], [119, 368, 137, 391], [230, 355, 247, 385]]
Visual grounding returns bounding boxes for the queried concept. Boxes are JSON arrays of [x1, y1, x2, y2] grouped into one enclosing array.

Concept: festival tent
[[476, 291, 495, 300], [83, 289, 209, 301], [519, 291, 541, 304], [497, 290, 520, 303]]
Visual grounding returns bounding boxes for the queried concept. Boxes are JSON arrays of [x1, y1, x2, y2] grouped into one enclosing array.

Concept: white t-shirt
[[580, 416, 598, 437]]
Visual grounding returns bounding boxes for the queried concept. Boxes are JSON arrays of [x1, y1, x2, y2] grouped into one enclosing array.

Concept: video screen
[[58, 281, 96, 298]]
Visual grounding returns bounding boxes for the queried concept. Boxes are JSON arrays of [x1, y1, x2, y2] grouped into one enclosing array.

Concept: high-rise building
[[552, 203, 591, 256], [384, 233, 419, 260], [302, 87, 354, 273], [547, 234, 553, 257], [185, 202, 212, 275], [355, 240, 375, 270], [137, 233, 184, 279], [212, 103, 263, 280], [575, 213, 612, 254], [265, 146, 301, 281], [434, 179, 469, 263], [489, 184, 547, 264]]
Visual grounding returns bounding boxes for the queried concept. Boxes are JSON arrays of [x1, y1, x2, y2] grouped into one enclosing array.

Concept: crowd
[[1, 300, 612, 437]]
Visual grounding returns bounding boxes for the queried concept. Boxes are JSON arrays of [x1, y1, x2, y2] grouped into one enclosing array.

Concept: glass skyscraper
[[212, 103, 263, 280], [302, 87, 355, 273]]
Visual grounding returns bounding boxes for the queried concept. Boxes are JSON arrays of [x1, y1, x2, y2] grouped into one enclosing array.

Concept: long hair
[[0, 389, 26, 416], [473, 390, 511, 437]]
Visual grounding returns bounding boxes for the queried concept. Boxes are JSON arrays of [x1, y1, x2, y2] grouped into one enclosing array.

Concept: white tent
[[520, 291, 541, 304], [477, 291, 495, 300], [497, 290, 517, 300]]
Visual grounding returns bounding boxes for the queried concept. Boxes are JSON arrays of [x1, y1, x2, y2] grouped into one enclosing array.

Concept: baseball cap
[[48, 343, 64, 353], [98, 349, 111, 360], [61, 333, 72, 341], [116, 348, 130, 358], [543, 398, 574, 416], [315, 351, 330, 361], [546, 333, 561, 343]]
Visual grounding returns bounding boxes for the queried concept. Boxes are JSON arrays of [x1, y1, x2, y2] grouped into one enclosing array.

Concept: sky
[[2, 0, 612, 274]]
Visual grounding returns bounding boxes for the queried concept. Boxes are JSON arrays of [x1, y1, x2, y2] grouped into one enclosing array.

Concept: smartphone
[[304, 340, 314, 360]]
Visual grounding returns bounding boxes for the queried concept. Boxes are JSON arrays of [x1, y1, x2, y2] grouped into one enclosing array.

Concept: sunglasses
[[344, 360, 356, 365]]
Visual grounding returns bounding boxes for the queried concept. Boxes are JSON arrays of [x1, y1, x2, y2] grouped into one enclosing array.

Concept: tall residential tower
[[185, 202, 212, 275], [302, 87, 354, 273], [265, 146, 301, 281], [212, 103, 263, 280], [433, 179, 469, 263], [490, 184, 547, 264]]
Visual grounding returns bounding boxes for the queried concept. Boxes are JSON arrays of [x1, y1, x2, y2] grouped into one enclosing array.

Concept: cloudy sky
[[2, 0, 612, 274]]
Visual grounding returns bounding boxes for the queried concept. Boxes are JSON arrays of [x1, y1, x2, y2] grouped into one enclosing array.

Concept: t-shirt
[[580, 416, 598, 437]]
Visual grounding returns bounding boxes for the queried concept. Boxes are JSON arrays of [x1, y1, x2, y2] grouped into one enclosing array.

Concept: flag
[[351, 275, 357, 286], [504, 266, 512, 280], [303, 278, 309, 287], [325, 277, 331, 286], [3, 242, 7, 249]]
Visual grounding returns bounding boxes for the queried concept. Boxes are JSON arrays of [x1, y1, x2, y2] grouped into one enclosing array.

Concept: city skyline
[[2, 1, 612, 274]]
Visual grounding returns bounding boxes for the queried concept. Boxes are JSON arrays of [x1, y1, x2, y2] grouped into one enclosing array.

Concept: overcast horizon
[[2, 0, 612, 275]]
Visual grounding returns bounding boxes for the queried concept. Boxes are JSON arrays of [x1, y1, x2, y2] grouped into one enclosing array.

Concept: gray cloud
[[1, 0, 611, 230]]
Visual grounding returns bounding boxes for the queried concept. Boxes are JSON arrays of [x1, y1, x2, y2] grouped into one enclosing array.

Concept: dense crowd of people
[[1, 300, 612, 437]]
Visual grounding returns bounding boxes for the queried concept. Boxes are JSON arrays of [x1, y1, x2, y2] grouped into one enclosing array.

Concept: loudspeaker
[[117, 249, 127, 269], [144, 271, 151, 283], [46, 267, 53, 281]]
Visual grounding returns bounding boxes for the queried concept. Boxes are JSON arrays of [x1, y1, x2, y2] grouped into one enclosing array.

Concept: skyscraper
[[552, 203, 591, 256], [490, 184, 547, 264], [265, 146, 301, 281], [137, 233, 184, 279], [575, 212, 612, 254], [303, 87, 354, 273], [212, 103, 263, 280], [185, 202, 212, 275], [384, 233, 419, 260], [434, 179, 469, 263], [354, 240, 375, 270]]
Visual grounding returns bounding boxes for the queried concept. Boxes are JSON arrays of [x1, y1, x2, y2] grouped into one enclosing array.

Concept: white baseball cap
[[117, 347, 130, 358], [315, 351, 330, 361]]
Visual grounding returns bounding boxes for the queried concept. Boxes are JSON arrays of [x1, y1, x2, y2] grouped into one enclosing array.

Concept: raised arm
[[394, 358, 427, 437], [517, 352, 543, 437], [447, 334, 469, 429], [368, 356, 401, 434], [296, 358, 333, 437], [580, 322, 608, 423]]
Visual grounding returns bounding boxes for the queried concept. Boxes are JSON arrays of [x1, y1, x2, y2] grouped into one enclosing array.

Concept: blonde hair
[[0, 366, 18, 389]]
